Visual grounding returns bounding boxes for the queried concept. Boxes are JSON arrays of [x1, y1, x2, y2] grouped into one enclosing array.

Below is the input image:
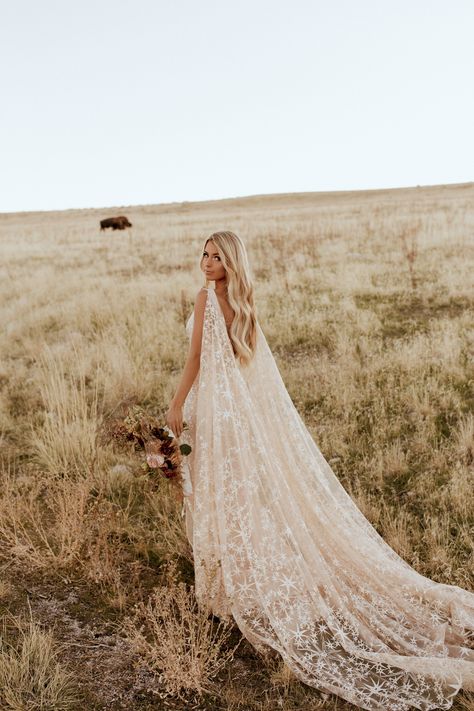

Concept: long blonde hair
[[200, 231, 257, 367]]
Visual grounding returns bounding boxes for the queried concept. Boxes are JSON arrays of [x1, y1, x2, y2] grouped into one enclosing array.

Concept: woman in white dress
[[165, 230, 474, 711]]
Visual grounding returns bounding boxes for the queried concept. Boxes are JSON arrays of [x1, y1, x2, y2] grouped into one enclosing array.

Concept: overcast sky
[[1, 0, 473, 213]]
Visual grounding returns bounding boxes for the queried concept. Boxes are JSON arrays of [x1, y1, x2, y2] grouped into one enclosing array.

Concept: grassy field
[[0, 182, 473, 710]]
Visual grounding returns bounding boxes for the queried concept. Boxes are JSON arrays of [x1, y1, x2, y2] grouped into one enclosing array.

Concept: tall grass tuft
[[0, 606, 79, 710], [30, 342, 102, 477]]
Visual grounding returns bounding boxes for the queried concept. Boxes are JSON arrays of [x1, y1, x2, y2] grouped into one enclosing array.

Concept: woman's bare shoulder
[[193, 287, 209, 315]]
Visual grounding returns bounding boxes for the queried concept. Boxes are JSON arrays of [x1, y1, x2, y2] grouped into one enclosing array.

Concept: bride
[[165, 230, 474, 710]]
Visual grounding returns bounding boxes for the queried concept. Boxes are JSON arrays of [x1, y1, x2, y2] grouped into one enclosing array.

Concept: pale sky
[[1, 0, 473, 213]]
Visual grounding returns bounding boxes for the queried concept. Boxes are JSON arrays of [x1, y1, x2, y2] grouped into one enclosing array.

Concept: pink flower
[[146, 452, 165, 468]]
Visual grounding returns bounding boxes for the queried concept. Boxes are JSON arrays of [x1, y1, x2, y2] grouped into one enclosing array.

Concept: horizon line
[[2, 179, 473, 218]]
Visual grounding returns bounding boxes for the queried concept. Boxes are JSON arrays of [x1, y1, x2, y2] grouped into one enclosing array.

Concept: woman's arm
[[166, 288, 208, 437], [169, 353, 200, 410]]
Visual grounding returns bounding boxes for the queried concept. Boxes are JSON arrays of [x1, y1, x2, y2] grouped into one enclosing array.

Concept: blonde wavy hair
[[200, 231, 257, 367]]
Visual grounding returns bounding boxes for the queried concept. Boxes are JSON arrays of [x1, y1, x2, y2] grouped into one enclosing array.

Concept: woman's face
[[201, 240, 226, 281]]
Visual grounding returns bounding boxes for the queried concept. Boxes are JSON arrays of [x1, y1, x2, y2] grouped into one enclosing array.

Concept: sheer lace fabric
[[180, 287, 474, 710]]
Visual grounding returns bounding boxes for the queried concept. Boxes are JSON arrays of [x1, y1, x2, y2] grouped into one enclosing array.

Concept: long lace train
[[180, 286, 474, 711]]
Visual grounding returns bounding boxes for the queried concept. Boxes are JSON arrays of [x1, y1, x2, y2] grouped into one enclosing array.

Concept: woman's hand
[[166, 402, 184, 438]]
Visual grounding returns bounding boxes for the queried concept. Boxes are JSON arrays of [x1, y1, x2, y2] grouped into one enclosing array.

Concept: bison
[[100, 215, 132, 231]]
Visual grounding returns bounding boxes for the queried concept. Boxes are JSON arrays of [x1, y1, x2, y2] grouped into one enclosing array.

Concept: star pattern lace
[[178, 287, 474, 711]]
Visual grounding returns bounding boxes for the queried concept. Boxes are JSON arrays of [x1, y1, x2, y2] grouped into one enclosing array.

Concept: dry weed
[[121, 558, 242, 700], [0, 464, 138, 590], [0, 605, 79, 710]]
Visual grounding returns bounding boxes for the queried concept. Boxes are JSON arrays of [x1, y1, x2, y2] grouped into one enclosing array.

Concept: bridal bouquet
[[101, 404, 191, 494]]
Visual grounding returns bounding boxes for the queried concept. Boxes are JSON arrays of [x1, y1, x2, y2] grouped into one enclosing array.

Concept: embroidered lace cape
[[180, 286, 474, 711]]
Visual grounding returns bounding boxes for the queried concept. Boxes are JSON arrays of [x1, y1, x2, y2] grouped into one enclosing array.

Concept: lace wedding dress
[[180, 286, 474, 710]]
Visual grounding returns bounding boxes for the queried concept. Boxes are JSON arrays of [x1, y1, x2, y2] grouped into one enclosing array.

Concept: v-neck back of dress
[[186, 287, 236, 354]]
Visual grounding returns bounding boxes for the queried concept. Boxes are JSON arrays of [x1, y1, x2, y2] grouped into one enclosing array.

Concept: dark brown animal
[[100, 215, 132, 231]]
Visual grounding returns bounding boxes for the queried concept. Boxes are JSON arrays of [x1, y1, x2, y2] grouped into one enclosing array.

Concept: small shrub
[[121, 558, 242, 700]]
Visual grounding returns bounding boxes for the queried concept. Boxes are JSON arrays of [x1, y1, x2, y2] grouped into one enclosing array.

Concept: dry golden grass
[[0, 182, 473, 708], [121, 558, 241, 700], [0, 607, 79, 710]]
